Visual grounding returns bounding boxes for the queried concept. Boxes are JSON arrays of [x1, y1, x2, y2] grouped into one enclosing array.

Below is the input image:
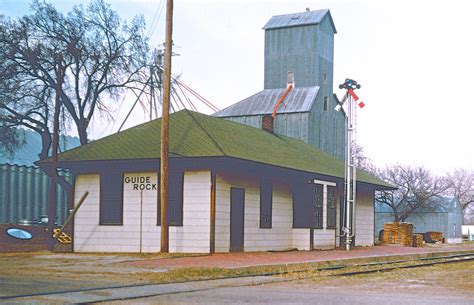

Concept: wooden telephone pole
[[47, 55, 62, 251], [160, 0, 173, 253]]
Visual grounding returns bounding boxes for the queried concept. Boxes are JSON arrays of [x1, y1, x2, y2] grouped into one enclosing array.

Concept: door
[[230, 187, 245, 252]]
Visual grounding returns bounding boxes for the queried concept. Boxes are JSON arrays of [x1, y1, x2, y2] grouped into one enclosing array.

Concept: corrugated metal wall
[[226, 113, 310, 143], [447, 206, 463, 239], [375, 209, 463, 241], [261, 14, 344, 160], [0, 164, 72, 225]]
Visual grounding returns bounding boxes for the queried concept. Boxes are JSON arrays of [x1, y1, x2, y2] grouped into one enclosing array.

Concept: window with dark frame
[[327, 186, 337, 228], [323, 96, 328, 111], [259, 179, 273, 228], [313, 184, 324, 229], [99, 172, 124, 225]]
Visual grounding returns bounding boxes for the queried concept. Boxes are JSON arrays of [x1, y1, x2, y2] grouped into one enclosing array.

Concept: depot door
[[230, 187, 245, 252]]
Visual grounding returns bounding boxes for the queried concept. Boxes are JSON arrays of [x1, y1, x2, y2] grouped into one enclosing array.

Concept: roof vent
[[291, 16, 300, 20]]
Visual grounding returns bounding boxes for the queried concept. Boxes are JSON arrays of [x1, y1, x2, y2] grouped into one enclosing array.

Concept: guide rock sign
[[124, 176, 158, 191]]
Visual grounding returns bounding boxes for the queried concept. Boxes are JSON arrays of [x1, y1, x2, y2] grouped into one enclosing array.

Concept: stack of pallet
[[426, 231, 444, 243], [382, 222, 394, 244], [399, 223, 414, 246], [392, 222, 401, 243], [382, 222, 414, 247], [413, 234, 424, 247]]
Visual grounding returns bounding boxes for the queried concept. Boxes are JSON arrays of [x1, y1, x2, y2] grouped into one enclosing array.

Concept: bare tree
[[0, 59, 54, 159], [0, 127, 25, 157], [376, 165, 448, 222], [0, 0, 150, 159], [446, 169, 474, 223], [353, 143, 377, 174]]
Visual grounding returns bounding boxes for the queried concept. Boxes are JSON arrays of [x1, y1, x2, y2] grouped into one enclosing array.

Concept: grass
[[284, 259, 474, 295], [1, 250, 474, 295]]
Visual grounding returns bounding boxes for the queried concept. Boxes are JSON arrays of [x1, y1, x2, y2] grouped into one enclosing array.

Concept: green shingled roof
[[48, 109, 391, 188]]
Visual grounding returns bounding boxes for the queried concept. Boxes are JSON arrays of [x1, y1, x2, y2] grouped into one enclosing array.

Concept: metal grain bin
[[0, 163, 72, 225]]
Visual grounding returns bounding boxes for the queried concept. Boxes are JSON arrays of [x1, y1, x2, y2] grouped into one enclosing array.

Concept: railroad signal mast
[[335, 78, 364, 251]]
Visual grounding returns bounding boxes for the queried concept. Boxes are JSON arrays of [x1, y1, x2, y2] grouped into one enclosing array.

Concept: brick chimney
[[262, 115, 274, 133]]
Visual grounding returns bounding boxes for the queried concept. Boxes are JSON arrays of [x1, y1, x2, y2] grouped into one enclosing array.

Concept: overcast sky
[[1, 0, 473, 175]]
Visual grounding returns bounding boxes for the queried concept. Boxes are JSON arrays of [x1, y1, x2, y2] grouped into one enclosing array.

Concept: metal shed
[[375, 198, 463, 244]]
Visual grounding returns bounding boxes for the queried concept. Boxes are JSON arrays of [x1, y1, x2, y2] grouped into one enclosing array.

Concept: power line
[[147, 0, 165, 38]]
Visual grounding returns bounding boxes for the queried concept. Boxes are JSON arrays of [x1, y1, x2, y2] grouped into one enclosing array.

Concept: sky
[[1, 0, 473, 175]]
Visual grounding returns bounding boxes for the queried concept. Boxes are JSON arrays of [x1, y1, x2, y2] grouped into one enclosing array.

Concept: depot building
[[39, 110, 392, 253], [38, 9, 393, 253]]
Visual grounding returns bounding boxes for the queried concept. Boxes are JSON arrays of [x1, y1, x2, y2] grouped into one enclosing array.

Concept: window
[[293, 181, 337, 229], [100, 172, 124, 225], [327, 186, 337, 228], [323, 96, 328, 111], [157, 170, 184, 226], [313, 184, 324, 229], [259, 179, 273, 228], [323, 73, 327, 84]]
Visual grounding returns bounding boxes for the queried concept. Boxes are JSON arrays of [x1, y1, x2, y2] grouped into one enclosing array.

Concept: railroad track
[[325, 252, 474, 276], [2, 252, 474, 303]]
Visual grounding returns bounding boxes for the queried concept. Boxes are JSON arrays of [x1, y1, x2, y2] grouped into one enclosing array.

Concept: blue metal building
[[214, 9, 345, 160], [0, 163, 71, 225], [375, 198, 463, 244]]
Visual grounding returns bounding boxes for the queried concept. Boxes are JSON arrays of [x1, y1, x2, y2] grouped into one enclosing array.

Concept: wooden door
[[230, 187, 245, 252]]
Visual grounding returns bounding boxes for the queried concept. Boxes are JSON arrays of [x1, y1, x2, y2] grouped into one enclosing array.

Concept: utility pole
[[47, 55, 62, 252], [160, 0, 173, 253], [150, 64, 154, 121]]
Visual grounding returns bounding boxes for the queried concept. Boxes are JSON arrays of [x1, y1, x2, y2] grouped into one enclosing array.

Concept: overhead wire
[[117, 77, 152, 132], [173, 78, 220, 112], [147, 0, 165, 38], [155, 64, 219, 112], [114, 64, 219, 134], [174, 81, 197, 111], [173, 82, 197, 112], [170, 87, 186, 110], [95, 85, 130, 138]]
